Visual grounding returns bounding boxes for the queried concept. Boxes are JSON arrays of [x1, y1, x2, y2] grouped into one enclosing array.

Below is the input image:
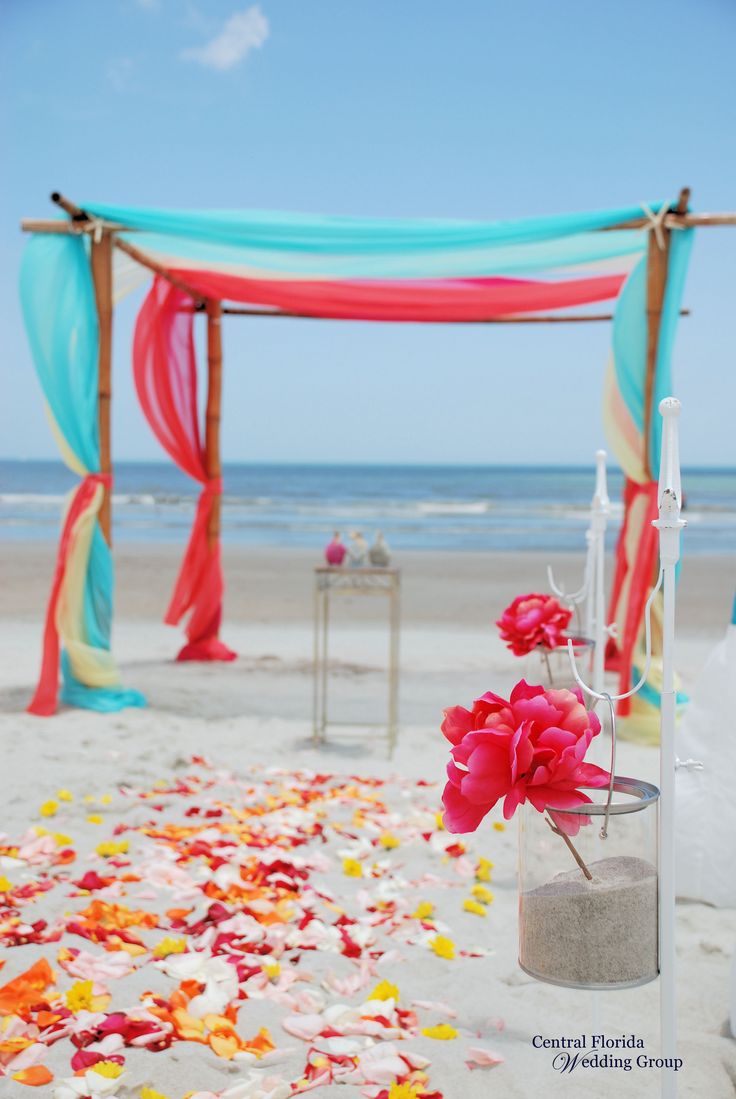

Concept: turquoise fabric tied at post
[[19, 233, 146, 714], [605, 214, 694, 724], [609, 226, 695, 478], [649, 228, 695, 476]]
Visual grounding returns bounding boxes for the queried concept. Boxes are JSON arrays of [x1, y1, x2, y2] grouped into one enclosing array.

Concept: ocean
[[1, 460, 734, 555]]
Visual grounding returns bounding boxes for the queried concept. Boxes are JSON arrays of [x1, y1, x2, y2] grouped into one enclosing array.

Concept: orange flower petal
[[0, 959, 55, 1016], [12, 1066, 54, 1086], [209, 1031, 239, 1059]]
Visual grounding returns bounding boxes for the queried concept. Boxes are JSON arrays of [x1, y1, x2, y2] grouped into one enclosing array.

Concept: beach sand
[[0, 543, 733, 1098]]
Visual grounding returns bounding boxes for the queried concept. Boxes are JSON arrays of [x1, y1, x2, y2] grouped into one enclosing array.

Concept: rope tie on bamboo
[[640, 199, 688, 249]]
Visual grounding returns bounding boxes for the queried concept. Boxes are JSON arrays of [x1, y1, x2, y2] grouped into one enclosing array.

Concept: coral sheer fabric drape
[[165, 270, 626, 323], [133, 278, 235, 661]]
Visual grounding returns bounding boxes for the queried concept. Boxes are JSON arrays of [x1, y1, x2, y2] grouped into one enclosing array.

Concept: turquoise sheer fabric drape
[[19, 233, 145, 714], [609, 228, 694, 478], [118, 228, 646, 280], [84, 200, 658, 251], [83, 201, 655, 280]]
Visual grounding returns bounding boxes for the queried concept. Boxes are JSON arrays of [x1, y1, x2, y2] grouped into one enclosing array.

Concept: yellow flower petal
[[87, 815, 103, 825], [369, 979, 399, 1002], [421, 1023, 458, 1040], [475, 857, 494, 882], [492, 822, 506, 832], [96, 840, 129, 858], [152, 937, 187, 958], [389, 1084, 422, 1099], [472, 884, 494, 904], [435, 812, 445, 831], [378, 832, 400, 849], [90, 1060, 124, 1078], [463, 898, 487, 917], [412, 901, 434, 920], [342, 857, 363, 878], [430, 934, 455, 960], [99, 794, 113, 806], [65, 979, 94, 1012], [141, 1088, 171, 1099], [57, 789, 74, 802], [39, 800, 58, 818], [0, 876, 12, 893]]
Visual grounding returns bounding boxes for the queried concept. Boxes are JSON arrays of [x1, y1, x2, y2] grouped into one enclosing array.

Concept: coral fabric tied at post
[[165, 478, 236, 662], [133, 278, 236, 662]]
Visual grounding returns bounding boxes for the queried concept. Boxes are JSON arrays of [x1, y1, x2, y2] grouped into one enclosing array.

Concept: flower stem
[[545, 813, 593, 881]]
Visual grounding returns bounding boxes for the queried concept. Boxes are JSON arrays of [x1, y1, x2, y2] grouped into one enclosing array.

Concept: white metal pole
[[653, 397, 686, 1099], [584, 531, 595, 640], [592, 449, 609, 696]]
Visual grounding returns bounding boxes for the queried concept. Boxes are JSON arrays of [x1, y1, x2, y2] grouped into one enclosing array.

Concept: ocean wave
[[0, 493, 68, 506], [416, 501, 490, 515]]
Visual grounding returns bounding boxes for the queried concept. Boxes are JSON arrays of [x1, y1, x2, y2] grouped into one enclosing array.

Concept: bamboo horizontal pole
[[603, 211, 736, 230], [51, 191, 86, 220], [209, 306, 690, 324], [112, 236, 205, 303], [23, 211, 736, 238], [22, 188, 736, 241], [21, 219, 86, 234]]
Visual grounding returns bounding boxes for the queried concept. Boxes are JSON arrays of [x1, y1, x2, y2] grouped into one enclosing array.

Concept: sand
[[0, 543, 733, 1098], [520, 856, 658, 988]]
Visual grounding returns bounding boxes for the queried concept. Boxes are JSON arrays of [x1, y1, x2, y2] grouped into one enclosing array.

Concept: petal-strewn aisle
[[1, 759, 507, 1098]]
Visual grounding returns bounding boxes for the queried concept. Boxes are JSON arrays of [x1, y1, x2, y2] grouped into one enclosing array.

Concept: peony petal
[[466, 1045, 504, 1070], [442, 782, 493, 834], [440, 706, 474, 745]]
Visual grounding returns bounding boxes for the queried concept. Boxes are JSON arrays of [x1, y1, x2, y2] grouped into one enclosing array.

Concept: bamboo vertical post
[[90, 231, 113, 544], [205, 300, 223, 552], [643, 189, 690, 478]]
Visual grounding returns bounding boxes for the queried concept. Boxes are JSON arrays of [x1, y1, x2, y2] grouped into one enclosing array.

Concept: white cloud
[[181, 5, 269, 71], [107, 57, 135, 92]]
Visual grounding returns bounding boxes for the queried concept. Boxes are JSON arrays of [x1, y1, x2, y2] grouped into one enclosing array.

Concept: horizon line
[[1, 457, 735, 473]]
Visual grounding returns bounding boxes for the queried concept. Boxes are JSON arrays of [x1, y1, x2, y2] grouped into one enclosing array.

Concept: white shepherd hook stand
[[548, 448, 611, 697], [568, 398, 685, 1099]]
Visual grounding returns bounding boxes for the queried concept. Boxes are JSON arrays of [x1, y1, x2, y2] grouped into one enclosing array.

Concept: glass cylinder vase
[[526, 636, 594, 692], [518, 777, 659, 990]]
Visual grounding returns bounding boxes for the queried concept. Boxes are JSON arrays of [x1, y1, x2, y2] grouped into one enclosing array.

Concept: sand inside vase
[[519, 855, 658, 987]]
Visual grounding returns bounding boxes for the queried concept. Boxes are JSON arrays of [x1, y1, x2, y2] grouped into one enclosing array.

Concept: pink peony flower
[[496, 593, 573, 656], [441, 680, 609, 834]]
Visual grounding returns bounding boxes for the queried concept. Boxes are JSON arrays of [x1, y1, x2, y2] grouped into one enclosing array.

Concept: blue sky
[[1, 0, 735, 466]]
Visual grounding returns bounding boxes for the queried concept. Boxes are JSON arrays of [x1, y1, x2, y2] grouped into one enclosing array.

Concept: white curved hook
[[547, 542, 593, 606], [567, 567, 664, 703]]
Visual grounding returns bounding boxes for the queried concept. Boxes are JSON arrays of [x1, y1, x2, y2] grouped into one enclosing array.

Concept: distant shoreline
[[2, 458, 736, 472]]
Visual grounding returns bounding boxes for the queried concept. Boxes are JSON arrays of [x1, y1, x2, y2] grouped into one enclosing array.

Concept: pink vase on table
[[325, 533, 347, 566]]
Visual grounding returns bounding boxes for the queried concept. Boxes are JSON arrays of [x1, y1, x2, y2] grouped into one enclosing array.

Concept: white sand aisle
[[0, 619, 733, 1098]]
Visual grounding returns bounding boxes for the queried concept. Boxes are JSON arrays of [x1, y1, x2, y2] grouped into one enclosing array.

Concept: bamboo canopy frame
[[18, 187, 736, 657]]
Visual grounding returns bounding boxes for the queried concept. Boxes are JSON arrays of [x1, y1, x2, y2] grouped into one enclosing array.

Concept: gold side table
[[312, 566, 400, 756]]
